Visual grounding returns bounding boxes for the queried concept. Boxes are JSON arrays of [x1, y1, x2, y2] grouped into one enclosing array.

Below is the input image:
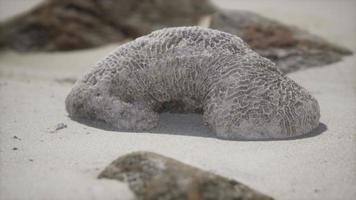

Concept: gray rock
[[50, 122, 67, 133], [0, 0, 216, 51], [210, 10, 352, 73], [98, 151, 274, 200], [65, 27, 320, 140]]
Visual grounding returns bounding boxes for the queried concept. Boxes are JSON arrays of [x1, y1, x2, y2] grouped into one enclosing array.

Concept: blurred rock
[[50, 122, 67, 133], [210, 10, 352, 73], [98, 152, 273, 200], [0, 0, 351, 73], [0, 0, 216, 51]]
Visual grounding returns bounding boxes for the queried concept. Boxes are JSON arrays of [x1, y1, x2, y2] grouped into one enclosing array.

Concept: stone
[[1, 0, 351, 73], [65, 27, 320, 140], [0, 0, 216, 51], [98, 151, 274, 200], [210, 10, 352, 73], [50, 122, 67, 133]]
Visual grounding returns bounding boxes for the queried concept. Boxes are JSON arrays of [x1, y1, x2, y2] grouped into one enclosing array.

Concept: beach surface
[[0, 0, 355, 199]]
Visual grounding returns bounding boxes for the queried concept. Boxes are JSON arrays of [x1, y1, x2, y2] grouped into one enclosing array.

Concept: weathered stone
[[98, 151, 274, 200], [65, 27, 320, 140], [1, 0, 351, 73], [0, 0, 216, 51], [210, 10, 352, 73]]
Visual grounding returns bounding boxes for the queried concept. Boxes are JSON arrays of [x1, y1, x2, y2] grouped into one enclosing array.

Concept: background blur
[[1, 0, 356, 49]]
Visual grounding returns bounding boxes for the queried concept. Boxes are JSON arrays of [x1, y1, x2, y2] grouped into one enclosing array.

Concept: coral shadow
[[230, 122, 328, 142], [71, 112, 327, 141], [150, 113, 216, 138], [151, 113, 328, 141]]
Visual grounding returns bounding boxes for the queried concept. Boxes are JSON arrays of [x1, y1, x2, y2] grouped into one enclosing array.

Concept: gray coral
[[98, 151, 273, 200], [65, 27, 320, 140]]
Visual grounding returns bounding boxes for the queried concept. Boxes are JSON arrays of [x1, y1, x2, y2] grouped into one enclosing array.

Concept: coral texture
[[65, 27, 320, 140], [99, 151, 274, 200]]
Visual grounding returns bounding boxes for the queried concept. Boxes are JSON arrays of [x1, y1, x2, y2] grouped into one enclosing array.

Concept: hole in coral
[[154, 100, 203, 114]]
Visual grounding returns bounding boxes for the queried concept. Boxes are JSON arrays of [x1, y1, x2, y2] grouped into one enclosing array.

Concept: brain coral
[[65, 27, 320, 140]]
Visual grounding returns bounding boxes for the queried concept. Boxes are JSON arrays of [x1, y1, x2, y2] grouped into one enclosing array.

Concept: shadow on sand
[[71, 112, 327, 141]]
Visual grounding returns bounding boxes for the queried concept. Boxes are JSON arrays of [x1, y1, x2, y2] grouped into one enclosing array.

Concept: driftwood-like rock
[[98, 152, 274, 200], [0, 0, 215, 51], [210, 10, 352, 73], [65, 27, 320, 140]]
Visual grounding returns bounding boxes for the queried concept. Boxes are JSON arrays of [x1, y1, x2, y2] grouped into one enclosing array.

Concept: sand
[[0, 0, 355, 200]]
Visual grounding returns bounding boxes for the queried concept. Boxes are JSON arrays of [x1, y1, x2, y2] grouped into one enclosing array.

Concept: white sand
[[0, 0, 355, 200]]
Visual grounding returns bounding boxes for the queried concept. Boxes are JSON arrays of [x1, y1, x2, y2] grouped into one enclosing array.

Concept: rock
[[65, 27, 320, 140], [209, 10, 352, 73], [51, 123, 67, 133], [0, 0, 216, 51], [98, 151, 274, 200], [0, 0, 351, 73]]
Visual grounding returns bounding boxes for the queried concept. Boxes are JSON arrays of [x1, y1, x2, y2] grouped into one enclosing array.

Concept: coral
[[65, 27, 320, 140]]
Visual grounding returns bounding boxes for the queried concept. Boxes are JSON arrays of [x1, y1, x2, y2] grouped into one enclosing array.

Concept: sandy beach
[[0, 0, 355, 199]]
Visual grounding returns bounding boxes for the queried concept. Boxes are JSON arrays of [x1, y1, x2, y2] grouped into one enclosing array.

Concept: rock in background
[[0, 0, 216, 51], [0, 0, 352, 73], [99, 152, 273, 200], [210, 10, 352, 73]]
